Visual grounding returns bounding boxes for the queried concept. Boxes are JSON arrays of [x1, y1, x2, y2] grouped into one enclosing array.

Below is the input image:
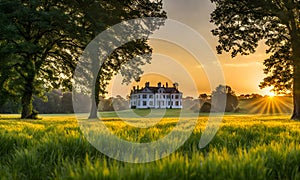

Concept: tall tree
[[0, 0, 85, 118], [70, 0, 166, 119], [0, 0, 166, 118], [210, 0, 300, 119]]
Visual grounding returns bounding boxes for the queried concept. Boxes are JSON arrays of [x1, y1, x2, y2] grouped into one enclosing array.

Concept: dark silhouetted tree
[[211, 0, 300, 119], [200, 102, 212, 113], [199, 93, 208, 100], [61, 92, 74, 113]]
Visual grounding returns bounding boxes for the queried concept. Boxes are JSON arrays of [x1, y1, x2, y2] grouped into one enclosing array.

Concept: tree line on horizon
[[0, 85, 241, 114], [1, 84, 293, 114]]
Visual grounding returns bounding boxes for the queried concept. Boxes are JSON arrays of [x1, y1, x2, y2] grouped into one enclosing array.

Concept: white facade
[[130, 82, 183, 109]]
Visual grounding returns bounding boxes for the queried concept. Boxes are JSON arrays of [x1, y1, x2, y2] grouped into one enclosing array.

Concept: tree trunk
[[88, 99, 98, 119], [291, 28, 300, 120], [21, 86, 34, 119], [88, 73, 100, 119], [292, 61, 300, 120], [292, 93, 300, 120]]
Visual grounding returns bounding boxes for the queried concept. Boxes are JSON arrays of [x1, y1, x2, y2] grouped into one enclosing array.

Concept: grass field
[[0, 112, 300, 179]]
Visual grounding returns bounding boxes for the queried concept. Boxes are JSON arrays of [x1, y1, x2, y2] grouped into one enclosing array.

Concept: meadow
[[0, 111, 300, 179]]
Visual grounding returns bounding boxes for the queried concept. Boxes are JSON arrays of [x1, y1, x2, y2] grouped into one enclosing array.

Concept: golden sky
[[108, 0, 273, 98]]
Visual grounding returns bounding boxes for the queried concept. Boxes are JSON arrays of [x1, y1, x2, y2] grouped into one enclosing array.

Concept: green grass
[[0, 113, 299, 179], [99, 109, 191, 118]]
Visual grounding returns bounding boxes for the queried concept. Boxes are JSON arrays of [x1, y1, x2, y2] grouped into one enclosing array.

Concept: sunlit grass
[[0, 114, 299, 179]]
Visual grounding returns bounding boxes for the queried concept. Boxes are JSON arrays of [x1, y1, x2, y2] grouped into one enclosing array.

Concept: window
[[143, 101, 147, 106], [163, 95, 165, 99], [175, 95, 179, 99], [149, 101, 153, 106], [162, 101, 164, 106], [143, 94, 147, 99], [149, 95, 153, 99], [167, 95, 170, 99], [175, 101, 179, 106]]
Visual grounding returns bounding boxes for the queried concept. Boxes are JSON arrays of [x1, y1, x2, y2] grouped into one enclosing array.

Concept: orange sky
[[107, 0, 273, 98]]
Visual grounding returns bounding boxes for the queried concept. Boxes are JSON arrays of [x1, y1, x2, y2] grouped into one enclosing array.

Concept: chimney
[[158, 82, 161, 88], [166, 82, 168, 88], [145, 82, 150, 87], [137, 85, 139, 90], [133, 86, 136, 90], [173, 82, 179, 89]]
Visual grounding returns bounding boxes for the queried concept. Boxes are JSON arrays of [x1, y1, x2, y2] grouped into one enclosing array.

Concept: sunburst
[[267, 91, 276, 98], [242, 96, 293, 115]]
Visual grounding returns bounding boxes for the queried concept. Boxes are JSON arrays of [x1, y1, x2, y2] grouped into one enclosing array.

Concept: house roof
[[131, 82, 182, 94]]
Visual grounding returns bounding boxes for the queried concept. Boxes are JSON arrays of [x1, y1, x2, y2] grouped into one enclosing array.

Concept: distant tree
[[0, 99, 21, 114], [112, 95, 129, 111], [182, 97, 195, 110], [212, 85, 239, 112], [245, 94, 251, 99], [33, 92, 61, 114], [199, 93, 208, 100], [238, 94, 246, 100], [210, 0, 300, 119], [185, 96, 194, 100], [0, 58, 13, 107], [190, 103, 200, 113], [251, 93, 263, 99], [99, 98, 114, 112], [200, 102, 212, 113], [61, 92, 73, 113]]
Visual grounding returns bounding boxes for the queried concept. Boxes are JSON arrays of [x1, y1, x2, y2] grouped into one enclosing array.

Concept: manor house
[[130, 82, 182, 109]]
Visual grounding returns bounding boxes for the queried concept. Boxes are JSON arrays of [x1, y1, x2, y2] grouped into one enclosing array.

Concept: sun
[[267, 91, 276, 98]]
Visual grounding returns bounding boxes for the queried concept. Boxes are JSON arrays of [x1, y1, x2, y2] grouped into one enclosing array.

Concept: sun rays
[[242, 96, 293, 115]]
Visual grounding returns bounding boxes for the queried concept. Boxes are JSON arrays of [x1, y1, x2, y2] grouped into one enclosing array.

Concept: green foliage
[[210, 0, 299, 94], [0, 0, 88, 118], [0, 115, 299, 179], [0, 0, 166, 118]]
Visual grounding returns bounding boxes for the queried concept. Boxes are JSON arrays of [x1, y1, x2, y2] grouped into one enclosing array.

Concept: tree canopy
[[210, 0, 300, 119], [0, 0, 166, 118], [211, 85, 239, 112]]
